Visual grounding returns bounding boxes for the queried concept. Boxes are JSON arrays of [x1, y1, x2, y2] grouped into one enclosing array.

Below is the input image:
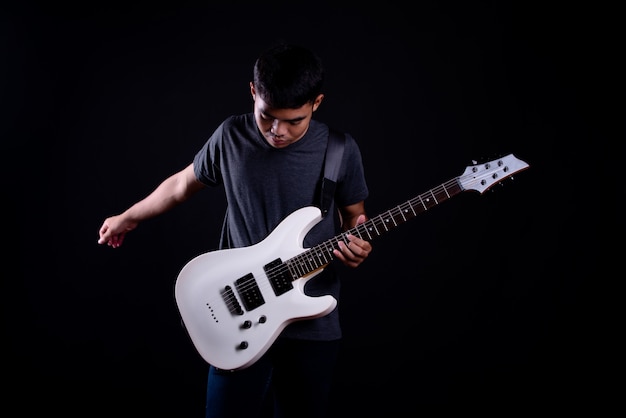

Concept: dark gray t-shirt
[[193, 113, 368, 340]]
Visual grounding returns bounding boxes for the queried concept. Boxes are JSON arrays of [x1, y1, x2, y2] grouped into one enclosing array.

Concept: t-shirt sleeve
[[192, 123, 225, 187], [335, 134, 369, 207]]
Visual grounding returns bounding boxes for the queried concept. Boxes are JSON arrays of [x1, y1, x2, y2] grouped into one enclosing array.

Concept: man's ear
[[312, 93, 324, 112], [250, 82, 256, 100]]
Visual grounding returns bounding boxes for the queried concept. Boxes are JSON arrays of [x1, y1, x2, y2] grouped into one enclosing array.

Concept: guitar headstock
[[459, 154, 529, 194]]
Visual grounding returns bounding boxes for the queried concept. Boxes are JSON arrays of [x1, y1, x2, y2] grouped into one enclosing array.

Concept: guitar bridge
[[221, 285, 244, 315]]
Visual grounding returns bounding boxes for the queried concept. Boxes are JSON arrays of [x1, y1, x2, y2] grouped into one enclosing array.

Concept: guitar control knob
[[241, 320, 252, 329], [258, 315, 267, 324], [238, 341, 248, 350]]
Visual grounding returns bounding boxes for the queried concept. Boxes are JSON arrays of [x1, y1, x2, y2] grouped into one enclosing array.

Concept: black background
[[5, 1, 622, 416]]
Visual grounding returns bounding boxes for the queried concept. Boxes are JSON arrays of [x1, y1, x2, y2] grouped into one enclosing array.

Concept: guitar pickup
[[265, 258, 293, 296], [234, 273, 264, 311]]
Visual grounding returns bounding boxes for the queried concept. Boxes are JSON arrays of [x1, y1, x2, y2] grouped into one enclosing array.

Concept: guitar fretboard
[[285, 177, 464, 280]]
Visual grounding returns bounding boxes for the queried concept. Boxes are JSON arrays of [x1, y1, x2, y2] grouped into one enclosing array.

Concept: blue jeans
[[205, 338, 340, 418]]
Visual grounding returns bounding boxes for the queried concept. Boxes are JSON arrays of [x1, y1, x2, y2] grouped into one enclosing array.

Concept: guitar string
[[209, 162, 515, 313], [218, 175, 478, 310], [216, 177, 463, 312]]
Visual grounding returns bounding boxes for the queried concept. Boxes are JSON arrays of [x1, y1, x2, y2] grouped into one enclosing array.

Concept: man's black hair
[[253, 43, 324, 109]]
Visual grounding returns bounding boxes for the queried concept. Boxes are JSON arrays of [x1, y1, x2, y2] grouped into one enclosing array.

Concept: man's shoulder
[[222, 113, 254, 129]]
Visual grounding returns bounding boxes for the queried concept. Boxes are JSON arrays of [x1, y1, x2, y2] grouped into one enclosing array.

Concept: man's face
[[250, 82, 323, 149]]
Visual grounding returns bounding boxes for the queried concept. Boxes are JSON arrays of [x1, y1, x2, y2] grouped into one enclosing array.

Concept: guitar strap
[[220, 128, 345, 249], [319, 128, 346, 218]]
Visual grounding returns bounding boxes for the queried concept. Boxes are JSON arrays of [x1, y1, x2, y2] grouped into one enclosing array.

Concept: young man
[[98, 43, 372, 417]]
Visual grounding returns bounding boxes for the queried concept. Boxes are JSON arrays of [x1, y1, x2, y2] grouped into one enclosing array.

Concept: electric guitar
[[174, 153, 529, 370]]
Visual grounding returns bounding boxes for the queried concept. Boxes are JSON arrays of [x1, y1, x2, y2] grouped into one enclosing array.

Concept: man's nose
[[270, 119, 286, 136]]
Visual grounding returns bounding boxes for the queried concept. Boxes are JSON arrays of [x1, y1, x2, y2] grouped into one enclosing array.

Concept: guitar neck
[[286, 177, 464, 278]]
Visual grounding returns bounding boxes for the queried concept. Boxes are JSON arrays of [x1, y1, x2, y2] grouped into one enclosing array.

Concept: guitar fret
[[304, 257, 315, 271], [381, 214, 390, 231], [298, 259, 308, 276], [398, 206, 407, 222], [418, 195, 427, 210], [306, 253, 319, 270], [378, 219, 386, 232], [313, 252, 324, 267], [429, 190, 438, 204], [293, 257, 307, 277], [287, 260, 300, 278], [322, 241, 334, 257], [387, 210, 398, 227], [371, 219, 381, 236], [352, 225, 363, 239], [442, 184, 451, 198], [422, 193, 437, 210], [286, 262, 299, 280], [313, 249, 328, 266]]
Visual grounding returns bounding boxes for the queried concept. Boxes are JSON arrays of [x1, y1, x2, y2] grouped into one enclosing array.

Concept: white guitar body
[[175, 154, 530, 370], [175, 206, 336, 371]]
